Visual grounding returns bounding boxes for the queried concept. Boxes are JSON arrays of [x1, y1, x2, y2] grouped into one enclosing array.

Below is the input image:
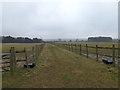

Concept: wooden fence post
[[86, 44, 88, 58], [96, 45, 98, 61], [67, 44, 68, 50], [37, 45, 39, 58], [118, 43, 120, 65], [10, 47, 16, 75], [71, 44, 73, 52], [65, 44, 66, 49], [73, 44, 75, 52], [72, 44, 74, 52], [112, 44, 115, 65], [24, 48, 28, 64], [32, 46, 34, 58], [74, 44, 77, 53], [79, 44, 82, 55], [70, 44, 72, 51], [68, 44, 69, 51], [77, 45, 79, 54], [35, 45, 38, 60]]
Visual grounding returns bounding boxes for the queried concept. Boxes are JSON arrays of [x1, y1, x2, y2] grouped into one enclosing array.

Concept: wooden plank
[[1, 53, 10, 56], [82, 45, 119, 50], [17, 59, 26, 62], [2, 57, 10, 59], [16, 51, 25, 53], [3, 65, 10, 67], [1, 62, 10, 64]]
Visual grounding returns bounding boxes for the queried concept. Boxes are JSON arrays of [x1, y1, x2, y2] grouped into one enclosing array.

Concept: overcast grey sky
[[1, 1, 118, 39]]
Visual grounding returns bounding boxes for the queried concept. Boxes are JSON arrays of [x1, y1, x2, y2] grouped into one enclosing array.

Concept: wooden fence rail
[[1, 43, 45, 74], [55, 43, 120, 66]]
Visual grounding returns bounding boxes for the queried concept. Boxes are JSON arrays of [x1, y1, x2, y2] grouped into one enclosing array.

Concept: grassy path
[[3, 44, 118, 88]]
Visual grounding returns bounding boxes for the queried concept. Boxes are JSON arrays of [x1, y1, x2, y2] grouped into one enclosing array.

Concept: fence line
[[55, 43, 120, 66], [1, 43, 45, 74]]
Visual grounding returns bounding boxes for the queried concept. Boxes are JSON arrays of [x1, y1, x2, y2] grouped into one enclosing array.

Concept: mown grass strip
[[2, 43, 118, 88]]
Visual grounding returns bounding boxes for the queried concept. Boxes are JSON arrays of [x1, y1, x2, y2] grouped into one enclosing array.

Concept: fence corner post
[[10, 47, 16, 75]]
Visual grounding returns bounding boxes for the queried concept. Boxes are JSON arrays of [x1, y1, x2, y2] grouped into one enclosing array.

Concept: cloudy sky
[[1, 0, 118, 39]]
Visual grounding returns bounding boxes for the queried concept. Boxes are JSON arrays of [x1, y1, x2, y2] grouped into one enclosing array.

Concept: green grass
[[2, 43, 40, 53], [2, 43, 118, 88]]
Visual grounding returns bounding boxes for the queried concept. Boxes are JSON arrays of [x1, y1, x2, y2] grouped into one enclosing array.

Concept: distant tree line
[[88, 36, 112, 42], [1, 36, 44, 43]]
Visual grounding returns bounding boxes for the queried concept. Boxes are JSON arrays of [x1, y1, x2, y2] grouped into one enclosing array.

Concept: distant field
[[2, 43, 41, 53], [1, 43, 43, 62]]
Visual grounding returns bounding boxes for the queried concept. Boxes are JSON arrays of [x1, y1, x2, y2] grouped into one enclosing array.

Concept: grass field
[[2, 43, 38, 53], [2, 43, 118, 88]]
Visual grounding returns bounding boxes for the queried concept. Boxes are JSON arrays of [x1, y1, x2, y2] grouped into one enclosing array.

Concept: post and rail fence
[[54, 43, 120, 66], [1, 43, 45, 74]]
